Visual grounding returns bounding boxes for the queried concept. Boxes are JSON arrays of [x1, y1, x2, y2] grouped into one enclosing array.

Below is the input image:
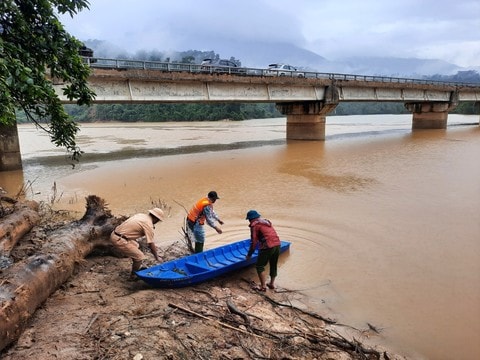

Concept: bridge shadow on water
[[22, 139, 287, 167], [22, 122, 478, 168]]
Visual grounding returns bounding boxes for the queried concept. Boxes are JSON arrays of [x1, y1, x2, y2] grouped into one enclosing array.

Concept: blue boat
[[136, 239, 291, 288]]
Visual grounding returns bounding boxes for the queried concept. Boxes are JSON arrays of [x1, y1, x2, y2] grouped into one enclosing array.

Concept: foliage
[[27, 97, 475, 124], [452, 101, 479, 115], [0, 0, 95, 161], [334, 102, 409, 115], [61, 103, 281, 122], [56, 98, 476, 122]]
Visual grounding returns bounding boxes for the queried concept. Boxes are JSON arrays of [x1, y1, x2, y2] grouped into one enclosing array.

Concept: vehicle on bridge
[[200, 58, 246, 75], [266, 63, 305, 78], [78, 44, 97, 63], [78, 45, 93, 57]]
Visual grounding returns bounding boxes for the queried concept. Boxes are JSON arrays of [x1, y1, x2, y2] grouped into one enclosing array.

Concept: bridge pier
[[475, 102, 480, 126], [0, 123, 23, 171], [405, 102, 452, 129], [276, 86, 339, 140], [276, 102, 327, 140], [405, 92, 458, 130]]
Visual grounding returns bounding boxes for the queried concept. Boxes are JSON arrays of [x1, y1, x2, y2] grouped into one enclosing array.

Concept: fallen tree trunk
[[0, 200, 40, 255], [0, 195, 117, 351]]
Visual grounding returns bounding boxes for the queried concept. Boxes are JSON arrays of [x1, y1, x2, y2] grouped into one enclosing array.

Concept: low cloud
[[61, 0, 480, 68]]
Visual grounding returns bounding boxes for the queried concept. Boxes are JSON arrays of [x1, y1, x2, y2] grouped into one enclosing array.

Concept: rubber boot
[[195, 242, 204, 253]]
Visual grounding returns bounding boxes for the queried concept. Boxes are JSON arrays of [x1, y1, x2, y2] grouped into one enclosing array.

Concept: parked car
[[200, 58, 246, 75], [265, 63, 305, 77]]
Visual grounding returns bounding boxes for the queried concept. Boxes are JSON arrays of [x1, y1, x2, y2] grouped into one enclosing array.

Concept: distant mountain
[[203, 40, 329, 70], [335, 56, 463, 77], [222, 41, 468, 77], [84, 39, 474, 78]]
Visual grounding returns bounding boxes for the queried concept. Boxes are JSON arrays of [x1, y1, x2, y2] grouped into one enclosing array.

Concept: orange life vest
[[187, 197, 212, 225]]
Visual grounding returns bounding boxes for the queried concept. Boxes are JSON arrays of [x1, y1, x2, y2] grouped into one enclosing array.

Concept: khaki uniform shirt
[[114, 213, 155, 244]]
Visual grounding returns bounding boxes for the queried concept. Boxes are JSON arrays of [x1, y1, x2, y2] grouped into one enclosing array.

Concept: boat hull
[[136, 239, 291, 288]]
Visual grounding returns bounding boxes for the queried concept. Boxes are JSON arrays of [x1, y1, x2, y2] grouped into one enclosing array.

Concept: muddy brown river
[[1, 115, 479, 359]]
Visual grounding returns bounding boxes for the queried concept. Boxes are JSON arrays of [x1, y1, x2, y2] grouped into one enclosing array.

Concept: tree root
[[227, 298, 251, 326], [168, 302, 269, 340]]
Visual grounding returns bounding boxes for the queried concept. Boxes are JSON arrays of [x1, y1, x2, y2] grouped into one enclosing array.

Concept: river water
[[1, 115, 479, 359]]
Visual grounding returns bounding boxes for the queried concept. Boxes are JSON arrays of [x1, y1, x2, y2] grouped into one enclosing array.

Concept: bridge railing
[[82, 57, 479, 88]]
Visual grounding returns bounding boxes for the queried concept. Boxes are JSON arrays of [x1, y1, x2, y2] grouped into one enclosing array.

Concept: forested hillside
[[15, 100, 476, 124], [66, 103, 281, 122]]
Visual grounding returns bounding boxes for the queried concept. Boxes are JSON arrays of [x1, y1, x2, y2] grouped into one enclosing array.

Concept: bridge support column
[[0, 123, 23, 171], [276, 86, 339, 140], [278, 103, 327, 140], [475, 102, 480, 126], [405, 92, 458, 130]]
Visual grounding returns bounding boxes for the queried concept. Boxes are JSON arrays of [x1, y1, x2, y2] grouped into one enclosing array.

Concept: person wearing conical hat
[[110, 207, 165, 278]]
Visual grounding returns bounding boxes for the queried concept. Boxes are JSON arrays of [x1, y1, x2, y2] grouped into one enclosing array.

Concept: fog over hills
[[337, 57, 464, 78], [86, 38, 474, 78], [200, 39, 467, 76]]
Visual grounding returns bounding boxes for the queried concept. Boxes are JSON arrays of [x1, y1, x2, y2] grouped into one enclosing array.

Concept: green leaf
[[1, 0, 94, 160]]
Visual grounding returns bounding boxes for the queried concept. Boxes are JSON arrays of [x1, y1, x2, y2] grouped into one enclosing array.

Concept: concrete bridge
[[56, 59, 480, 139], [2, 58, 480, 170]]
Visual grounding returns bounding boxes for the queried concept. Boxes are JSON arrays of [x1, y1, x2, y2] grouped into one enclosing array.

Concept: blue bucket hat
[[245, 210, 261, 220]]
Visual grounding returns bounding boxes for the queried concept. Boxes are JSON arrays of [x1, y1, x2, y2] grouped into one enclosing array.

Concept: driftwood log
[[0, 195, 117, 351], [0, 200, 40, 255]]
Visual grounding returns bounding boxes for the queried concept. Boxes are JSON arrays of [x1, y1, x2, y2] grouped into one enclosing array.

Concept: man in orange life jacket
[[187, 191, 224, 253]]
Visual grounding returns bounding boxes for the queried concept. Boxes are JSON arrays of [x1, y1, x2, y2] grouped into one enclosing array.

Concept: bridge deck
[[53, 67, 480, 104]]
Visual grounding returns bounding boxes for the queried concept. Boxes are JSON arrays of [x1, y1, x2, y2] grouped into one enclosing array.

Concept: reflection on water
[[0, 170, 24, 197], [2, 115, 480, 359], [22, 139, 286, 167], [279, 159, 377, 192]]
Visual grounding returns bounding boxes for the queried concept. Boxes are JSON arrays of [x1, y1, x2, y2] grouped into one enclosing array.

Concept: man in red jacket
[[245, 210, 281, 291]]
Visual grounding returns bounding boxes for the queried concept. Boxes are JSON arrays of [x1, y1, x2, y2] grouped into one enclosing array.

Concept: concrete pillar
[[276, 86, 339, 140], [405, 102, 452, 129], [475, 102, 480, 126], [276, 102, 328, 140], [286, 113, 326, 140], [405, 92, 458, 130], [0, 123, 23, 171]]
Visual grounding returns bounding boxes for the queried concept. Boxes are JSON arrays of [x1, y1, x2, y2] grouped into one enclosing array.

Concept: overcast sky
[[60, 0, 480, 68]]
